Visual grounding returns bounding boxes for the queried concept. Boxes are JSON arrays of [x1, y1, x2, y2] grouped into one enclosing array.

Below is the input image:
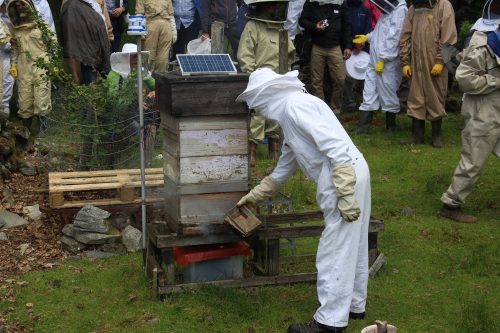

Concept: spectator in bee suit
[[8, 0, 53, 132], [236, 68, 371, 333], [237, 0, 295, 165], [0, 2, 11, 130], [353, 0, 407, 133], [284, 0, 306, 41], [400, 0, 457, 148], [135, 0, 177, 73], [440, 0, 500, 223]]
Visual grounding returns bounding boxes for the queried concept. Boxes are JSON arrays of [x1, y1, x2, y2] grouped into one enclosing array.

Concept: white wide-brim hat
[[236, 68, 303, 102], [119, 43, 149, 55], [345, 51, 370, 80]]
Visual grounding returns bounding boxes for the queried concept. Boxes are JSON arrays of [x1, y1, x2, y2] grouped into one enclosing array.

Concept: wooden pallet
[[48, 168, 164, 209]]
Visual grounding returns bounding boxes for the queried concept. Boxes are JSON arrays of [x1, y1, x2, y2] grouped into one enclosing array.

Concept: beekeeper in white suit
[[353, 0, 407, 134], [236, 68, 371, 333]]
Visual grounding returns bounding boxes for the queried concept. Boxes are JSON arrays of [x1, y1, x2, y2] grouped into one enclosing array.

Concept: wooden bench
[[48, 168, 164, 209]]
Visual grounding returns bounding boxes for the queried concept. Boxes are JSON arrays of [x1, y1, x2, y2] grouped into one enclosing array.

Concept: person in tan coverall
[[237, 0, 295, 165], [136, 0, 177, 73], [399, 0, 457, 148], [440, 0, 500, 224]]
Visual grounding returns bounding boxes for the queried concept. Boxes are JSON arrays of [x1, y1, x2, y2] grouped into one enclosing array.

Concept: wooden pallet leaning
[[48, 168, 164, 209]]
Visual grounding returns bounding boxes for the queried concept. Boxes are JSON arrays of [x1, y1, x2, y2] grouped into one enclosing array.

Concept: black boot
[[431, 118, 443, 148], [356, 111, 373, 134], [385, 112, 396, 133], [288, 319, 346, 333], [22, 117, 33, 132], [411, 118, 425, 144]]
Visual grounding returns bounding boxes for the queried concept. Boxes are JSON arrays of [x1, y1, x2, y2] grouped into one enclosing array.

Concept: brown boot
[[249, 142, 257, 167], [268, 138, 281, 161], [439, 205, 478, 224]]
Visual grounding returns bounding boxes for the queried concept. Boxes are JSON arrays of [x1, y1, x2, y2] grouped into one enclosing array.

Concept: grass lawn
[[1, 113, 499, 332]]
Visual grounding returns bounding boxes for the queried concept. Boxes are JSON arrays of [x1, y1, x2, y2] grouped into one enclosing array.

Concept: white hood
[[110, 43, 150, 79], [236, 68, 305, 122]]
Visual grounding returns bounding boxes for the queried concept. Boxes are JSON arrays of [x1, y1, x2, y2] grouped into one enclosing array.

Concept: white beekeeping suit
[[0, 0, 13, 121], [284, 0, 306, 40], [355, 0, 407, 133], [32, 0, 56, 33], [236, 68, 371, 332]]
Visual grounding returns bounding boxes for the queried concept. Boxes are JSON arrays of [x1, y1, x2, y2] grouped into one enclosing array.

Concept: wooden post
[[266, 239, 280, 276], [211, 21, 225, 54], [278, 29, 288, 74]]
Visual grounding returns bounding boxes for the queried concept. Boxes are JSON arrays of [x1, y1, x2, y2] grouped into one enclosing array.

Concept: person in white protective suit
[[32, 0, 55, 33], [439, 0, 500, 223], [353, 0, 407, 133], [236, 68, 371, 333]]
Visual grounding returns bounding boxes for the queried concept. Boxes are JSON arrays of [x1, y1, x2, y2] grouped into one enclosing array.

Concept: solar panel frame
[[176, 54, 238, 76]]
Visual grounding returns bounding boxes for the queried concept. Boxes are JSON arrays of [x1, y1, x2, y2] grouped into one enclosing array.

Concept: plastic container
[[173, 242, 251, 283], [127, 15, 147, 36]]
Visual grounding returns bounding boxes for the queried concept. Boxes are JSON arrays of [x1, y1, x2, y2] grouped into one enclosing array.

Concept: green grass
[[1, 113, 499, 332]]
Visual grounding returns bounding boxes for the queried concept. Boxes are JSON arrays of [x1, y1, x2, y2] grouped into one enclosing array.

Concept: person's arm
[[399, 6, 413, 67], [201, 0, 211, 37], [435, 1, 457, 65], [456, 43, 500, 96], [122, 0, 128, 13], [379, 6, 406, 62], [237, 23, 257, 73], [341, 2, 352, 51], [298, 1, 317, 33], [270, 142, 298, 185]]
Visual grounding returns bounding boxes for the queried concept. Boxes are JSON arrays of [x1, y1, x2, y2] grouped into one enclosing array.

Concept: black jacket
[[201, 0, 238, 33], [299, 0, 352, 50]]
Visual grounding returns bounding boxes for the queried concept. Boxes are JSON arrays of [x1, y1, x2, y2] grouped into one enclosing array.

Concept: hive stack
[[156, 72, 250, 237]]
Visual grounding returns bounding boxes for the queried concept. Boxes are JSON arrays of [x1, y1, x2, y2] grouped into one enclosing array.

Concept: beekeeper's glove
[[375, 61, 384, 75], [402, 65, 412, 79], [353, 34, 368, 44], [169, 17, 177, 44], [331, 164, 361, 222], [237, 176, 280, 207], [9, 64, 17, 78], [431, 63, 444, 76]]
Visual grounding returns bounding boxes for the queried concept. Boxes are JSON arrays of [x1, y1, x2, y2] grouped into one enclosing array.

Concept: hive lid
[[224, 205, 263, 237]]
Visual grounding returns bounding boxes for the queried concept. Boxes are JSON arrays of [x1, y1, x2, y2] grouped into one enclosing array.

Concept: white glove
[[169, 17, 177, 44], [237, 176, 280, 207], [331, 164, 361, 222]]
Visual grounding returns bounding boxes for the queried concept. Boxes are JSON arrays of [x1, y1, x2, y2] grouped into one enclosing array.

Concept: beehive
[[156, 72, 249, 236]]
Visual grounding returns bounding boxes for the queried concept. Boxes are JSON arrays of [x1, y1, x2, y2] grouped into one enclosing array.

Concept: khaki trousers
[[17, 63, 51, 119], [310, 45, 346, 113], [144, 17, 173, 73], [250, 115, 280, 144]]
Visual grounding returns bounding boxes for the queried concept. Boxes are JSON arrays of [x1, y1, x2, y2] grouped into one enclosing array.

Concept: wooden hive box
[[156, 72, 250, 236]]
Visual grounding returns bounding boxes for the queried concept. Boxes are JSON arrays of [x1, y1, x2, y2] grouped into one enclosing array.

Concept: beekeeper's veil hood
[[236, 68, 305, 122], [110, 43, 150, 79], [7, 0, 36, 27]]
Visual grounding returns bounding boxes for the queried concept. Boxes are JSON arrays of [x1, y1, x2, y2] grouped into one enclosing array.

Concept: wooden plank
[[52, 196, 163, 209], [267, 239, 280, 276], [49, 168, 163, 179], [278, 29, 288, 74], [258, 226, 324, 240], [49, 174, 164, 186], [161, 113, 248, 132], [211, 21, 225, 54], [179, 192, 247, 224], [164, 153, 248, 184], [369, 252, 386, 278], [50, 179, 163, 192], [281, 254, 316, 264], [164, 177, 247, 196], [154, 232, 240, 248], [178, 129, 247, 157], [158, 273, 317, 294]]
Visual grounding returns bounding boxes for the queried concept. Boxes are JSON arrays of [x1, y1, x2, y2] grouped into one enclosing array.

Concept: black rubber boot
[[411, 118, 425, 144], [385, 112, 396, 133], [349, 311, 366, 320], [356, 111, 373, 134], [431, 118, 443, 148]]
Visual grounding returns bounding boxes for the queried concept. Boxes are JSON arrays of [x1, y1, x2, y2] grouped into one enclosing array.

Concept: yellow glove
[[353, 34, 368, 44], [9, 64, 17, 78], [431, 63, 444, 76], [237, 176, 280, 207], [402, 65, 412, 79], [375, 61, 384, 75]]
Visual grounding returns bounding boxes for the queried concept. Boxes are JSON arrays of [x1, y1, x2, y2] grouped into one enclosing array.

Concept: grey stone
[[401, 207, 416, 217], [61, 235, 87, 253], [2, 188, 15, 205], [121, 225, 142, 252], [0, 232, 8, 241], [19, 243, 30, 255], [19, 161, 36, 176], [84, 250, 119, 259], [101, 243, 127, 255], [0, 210, 28, 229], [73, 206, 111, 234], [74, 231, 120, 245], [109, 213, 131, 230], [62, 224, 75, 238], [22, 204, 42, 221]]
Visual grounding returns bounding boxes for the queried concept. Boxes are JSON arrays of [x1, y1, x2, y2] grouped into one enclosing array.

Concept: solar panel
[[177, 54, 237, 76]]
